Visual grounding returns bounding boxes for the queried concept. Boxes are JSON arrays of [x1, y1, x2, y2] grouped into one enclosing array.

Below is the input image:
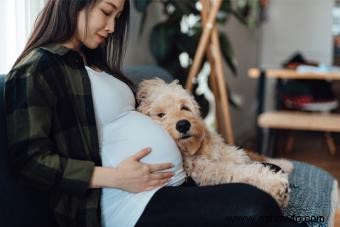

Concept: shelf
[[248, 68, 340, 80], [258, 111, 340, 132]]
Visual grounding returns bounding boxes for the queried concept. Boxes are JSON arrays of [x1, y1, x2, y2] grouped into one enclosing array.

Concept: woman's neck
[[62, 38, 81, 51], [61, 40, 103, 73], [60, 41, 91, 68]]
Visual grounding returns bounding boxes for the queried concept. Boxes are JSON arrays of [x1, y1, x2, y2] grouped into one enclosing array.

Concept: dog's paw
[[267, 158, 294, 173], [267, 174, 290, 209]]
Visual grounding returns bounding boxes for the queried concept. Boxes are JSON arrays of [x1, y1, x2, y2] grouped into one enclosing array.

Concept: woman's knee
[[236, 183, 282, 217]]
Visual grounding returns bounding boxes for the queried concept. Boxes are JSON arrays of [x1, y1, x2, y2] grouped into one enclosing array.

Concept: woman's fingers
[[130, 147, 151, 161], [148, 163, 174, 172], [145, 178, 171, 191], [149, 171, 174, 180], [128, 148, 174, 172]]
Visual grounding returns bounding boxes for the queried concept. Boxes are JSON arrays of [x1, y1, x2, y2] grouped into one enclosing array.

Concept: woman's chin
[[84, 41, 101, 49]]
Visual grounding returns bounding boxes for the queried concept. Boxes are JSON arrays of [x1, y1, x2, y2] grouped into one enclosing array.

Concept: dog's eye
[[157, 113, 165, 118], [181, 106, 191, 112]]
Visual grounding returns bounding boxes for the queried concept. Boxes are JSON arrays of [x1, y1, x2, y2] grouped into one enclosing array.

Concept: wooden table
[[249, 68, 340, 80], [248, 68, 340, 156]]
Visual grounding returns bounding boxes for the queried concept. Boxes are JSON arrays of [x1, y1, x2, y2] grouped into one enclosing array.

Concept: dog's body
[[137, 78, 292, 208]]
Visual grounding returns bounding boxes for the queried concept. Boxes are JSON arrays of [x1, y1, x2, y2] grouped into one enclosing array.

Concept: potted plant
[[134, 0, 267, 119]]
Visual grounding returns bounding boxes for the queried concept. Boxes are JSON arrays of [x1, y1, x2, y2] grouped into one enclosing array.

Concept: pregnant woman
[[86, 65, 186, 226], [5, 0, 306, 226]]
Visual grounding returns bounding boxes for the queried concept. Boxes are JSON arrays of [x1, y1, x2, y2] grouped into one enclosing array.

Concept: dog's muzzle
[[176, 119, 191, 134]]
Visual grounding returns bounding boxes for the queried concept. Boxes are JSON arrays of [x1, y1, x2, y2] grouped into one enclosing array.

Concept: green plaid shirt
[[5, 44, 102, 227]]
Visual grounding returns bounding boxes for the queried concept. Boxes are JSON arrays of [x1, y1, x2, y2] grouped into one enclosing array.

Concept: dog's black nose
[[176, 120, 191, 133]]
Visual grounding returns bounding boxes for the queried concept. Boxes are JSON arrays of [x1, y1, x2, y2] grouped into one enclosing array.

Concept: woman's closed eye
[[101, 9, 113, 16]]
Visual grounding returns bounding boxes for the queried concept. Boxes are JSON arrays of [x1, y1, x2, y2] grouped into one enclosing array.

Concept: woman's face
[[74, 0, 125, 49]]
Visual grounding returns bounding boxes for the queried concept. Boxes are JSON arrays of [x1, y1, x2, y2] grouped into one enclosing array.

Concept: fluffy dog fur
[[137, 78, 292, 208]]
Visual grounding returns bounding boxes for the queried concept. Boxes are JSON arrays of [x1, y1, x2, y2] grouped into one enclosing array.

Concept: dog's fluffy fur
[[137, 78, 292, 208]]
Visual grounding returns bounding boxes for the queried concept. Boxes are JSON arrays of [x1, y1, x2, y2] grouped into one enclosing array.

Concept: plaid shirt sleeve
[[5, 54, 95, 195]]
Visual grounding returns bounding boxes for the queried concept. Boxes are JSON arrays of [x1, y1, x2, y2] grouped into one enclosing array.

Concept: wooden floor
[[275, 131, 340, 227], [277, 132, 340, 182], [336, 209, 340, 227]]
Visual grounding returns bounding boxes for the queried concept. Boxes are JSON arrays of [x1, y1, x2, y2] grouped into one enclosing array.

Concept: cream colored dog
[[137, 78, 292, 208]]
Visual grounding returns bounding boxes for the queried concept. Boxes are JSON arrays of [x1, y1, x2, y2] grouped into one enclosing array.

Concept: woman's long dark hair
[[14, 0, 133, 89]]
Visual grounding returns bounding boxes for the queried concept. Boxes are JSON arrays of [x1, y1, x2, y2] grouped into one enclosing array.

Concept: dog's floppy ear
[[136, 78, 166, 103], [168, 79, 180, 87], [136, 78, 166, 115], [165, 79, 201, 116], [189, 96, 201, 117]]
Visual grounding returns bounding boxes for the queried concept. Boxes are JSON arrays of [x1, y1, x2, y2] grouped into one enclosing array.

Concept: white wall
[[260, 0, 334, 68], [124, 3, 163, 65], [220, 18, 260, 143], [259, 0, 334, 113]]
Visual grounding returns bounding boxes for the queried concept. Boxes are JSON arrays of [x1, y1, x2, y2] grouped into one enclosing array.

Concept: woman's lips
[[97, 34, 107, 42]]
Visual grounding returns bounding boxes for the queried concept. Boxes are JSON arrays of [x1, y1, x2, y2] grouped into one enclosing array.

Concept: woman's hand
[[114, 147, 174, 192], [89, 147, 174, 192]]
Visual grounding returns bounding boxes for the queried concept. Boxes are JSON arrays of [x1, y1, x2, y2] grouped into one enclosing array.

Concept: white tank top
[[86, 66, 186, 227]]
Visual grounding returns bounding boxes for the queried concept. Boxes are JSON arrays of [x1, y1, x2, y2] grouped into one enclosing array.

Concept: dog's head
[[137, 78, 206, 155]]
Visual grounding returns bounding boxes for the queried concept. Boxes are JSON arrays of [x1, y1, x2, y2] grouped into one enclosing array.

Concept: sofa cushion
[[284, 161, 338, 227]]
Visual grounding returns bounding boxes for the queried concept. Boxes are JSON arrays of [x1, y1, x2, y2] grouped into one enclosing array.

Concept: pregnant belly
[[100, 111, 185, 186]]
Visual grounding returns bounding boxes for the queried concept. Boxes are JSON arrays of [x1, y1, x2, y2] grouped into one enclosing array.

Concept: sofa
[[0, 65, 338, 227]]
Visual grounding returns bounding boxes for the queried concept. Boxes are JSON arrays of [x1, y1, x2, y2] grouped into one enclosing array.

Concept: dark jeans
[[136, 179, 307, 227]]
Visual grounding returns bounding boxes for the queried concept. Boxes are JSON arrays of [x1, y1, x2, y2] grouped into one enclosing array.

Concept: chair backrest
[[0, 74, 52, 227]]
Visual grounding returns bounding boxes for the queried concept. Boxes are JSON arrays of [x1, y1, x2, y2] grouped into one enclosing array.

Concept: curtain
[[0, 0, 46, 74]]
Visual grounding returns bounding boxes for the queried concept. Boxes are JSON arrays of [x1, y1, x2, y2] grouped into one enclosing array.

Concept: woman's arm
[[90, 148, 174, 192], [5, 54, 174, 194], [5, 57, 96, 195]]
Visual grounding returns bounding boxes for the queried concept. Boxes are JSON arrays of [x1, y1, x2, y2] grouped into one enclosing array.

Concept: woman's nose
[[105, 19, 115, 33]]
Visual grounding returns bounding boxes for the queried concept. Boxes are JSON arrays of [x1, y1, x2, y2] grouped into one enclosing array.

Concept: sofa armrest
[[284, 161, 338, 227]]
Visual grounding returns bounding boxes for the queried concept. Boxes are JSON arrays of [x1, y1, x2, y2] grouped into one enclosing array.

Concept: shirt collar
[[40, 43, 79, 56]]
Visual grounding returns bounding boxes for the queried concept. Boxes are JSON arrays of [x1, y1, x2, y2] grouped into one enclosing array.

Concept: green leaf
[[161, 55, 187, 84], [149, 22, 178, 64], [229, 9, 248, 26], [177, 32, 201, 58], [169, 0, 198, 15], [229, 0, 260, 28], [133, 0, 151, 12], [236, 0, 248, 9], [219, 32, 238, 76], [226, 84, 241, 108]]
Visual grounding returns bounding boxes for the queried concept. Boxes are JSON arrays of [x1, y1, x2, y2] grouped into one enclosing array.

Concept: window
[[0, 0, 46, 74]]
